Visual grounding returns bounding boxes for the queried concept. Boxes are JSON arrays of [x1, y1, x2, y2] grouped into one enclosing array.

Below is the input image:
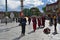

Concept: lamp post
[[20, 0, 24, 17], [5, 0, 7, 16], [20, 0, 23, 12]]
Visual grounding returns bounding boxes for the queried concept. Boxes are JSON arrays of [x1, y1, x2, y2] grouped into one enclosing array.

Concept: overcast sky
[[0, 0, 57, 12]]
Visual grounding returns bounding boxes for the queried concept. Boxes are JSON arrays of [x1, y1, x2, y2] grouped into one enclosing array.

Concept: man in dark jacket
[[20, 17, 27, 35]]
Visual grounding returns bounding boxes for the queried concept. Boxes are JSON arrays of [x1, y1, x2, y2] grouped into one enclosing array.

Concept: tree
[[5, 12, 10, 18], [30, 7, 41, 16], [23, 8, 32, 16], [13, 11, 19, 17], [42, 7, 48, 14]]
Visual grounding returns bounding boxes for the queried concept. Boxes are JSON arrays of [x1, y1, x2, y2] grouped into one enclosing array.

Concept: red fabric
[[33, 24, 36, 31], [59, 14, 60, 16], [42, 16, 45, 21], [20, 12, 24, 17], [41, 16, 45, 26], [32, 17, 37, 31], [48, 14, 51, 17], [32, 17, 36, 24], [38, 18, 41, 26]]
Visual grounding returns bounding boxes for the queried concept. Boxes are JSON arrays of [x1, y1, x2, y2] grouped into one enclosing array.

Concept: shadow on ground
[[0, 25, 19, 33], [0, 25, 4, 27], [28, 27, 44, 34], [13, 35, 25, 40]]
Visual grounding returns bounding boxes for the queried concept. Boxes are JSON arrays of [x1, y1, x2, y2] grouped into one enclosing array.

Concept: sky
[[0, 0, 57, 13]]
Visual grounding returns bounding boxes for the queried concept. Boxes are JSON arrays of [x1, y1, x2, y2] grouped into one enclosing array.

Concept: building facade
[[46, 0, 60, 15], [0, 12, 5, 19], [0, 11, 20, 19]]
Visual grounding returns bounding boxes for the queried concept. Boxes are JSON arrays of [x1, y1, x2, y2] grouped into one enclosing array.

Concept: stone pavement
[[0, 20, 60, 40]]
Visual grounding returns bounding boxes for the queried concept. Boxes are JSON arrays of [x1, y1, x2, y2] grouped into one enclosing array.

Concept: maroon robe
[[32, 17, 37, 31], [38, 18, 41, 27], [41, 16, 45, 27]]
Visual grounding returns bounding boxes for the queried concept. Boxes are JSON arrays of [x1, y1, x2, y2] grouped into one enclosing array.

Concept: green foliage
[[30, 7, 41, 16], [6, 12, 10, 18], [42, 7, 46, 13], [13, 12, 18, 17], [23, 8, 32, 16], [42, 7, 49, 14]]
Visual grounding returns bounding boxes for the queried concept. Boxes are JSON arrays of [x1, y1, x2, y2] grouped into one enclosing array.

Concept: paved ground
[[0, 20, 60, 40]]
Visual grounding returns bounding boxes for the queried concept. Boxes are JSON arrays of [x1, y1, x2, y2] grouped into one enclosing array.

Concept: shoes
[[21, 33, 25, 36], [52, 32, 58, 35]]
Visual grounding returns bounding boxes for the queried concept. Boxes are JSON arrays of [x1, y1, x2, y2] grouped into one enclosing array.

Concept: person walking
[[37, 16, 41, 28], [5, 16, 8, 25], [20, 16, 27, 35], [28, 17, 31, 25], [53, 15, 57, 34], [32, 17, 37, 32], [18, 17, 21, 26], [49, 15, 53, 26], [41, 15, 45, 28], [58, 14, 60, 24]]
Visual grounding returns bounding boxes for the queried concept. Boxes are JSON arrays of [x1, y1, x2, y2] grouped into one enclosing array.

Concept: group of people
[[4, 14, 58, 35], [31, 15, 45, 32], [49, 14, 58, 34], [17, 11, 60, 35], [19, 15, 46, 36]]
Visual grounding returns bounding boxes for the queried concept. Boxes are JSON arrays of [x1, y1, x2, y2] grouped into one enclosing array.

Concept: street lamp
[[5, 0, 7, 16], [20, 0, 23, 11], [20, 0, 24, 17]]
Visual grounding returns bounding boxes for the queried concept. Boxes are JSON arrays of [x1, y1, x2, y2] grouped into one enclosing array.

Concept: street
[[0, 20, 60, 40]]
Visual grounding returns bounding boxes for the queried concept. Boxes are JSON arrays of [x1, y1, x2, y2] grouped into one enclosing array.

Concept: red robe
[[38, 18, 41, 26], [32, 17, 37, 31], [41, 16, 45, 26]]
